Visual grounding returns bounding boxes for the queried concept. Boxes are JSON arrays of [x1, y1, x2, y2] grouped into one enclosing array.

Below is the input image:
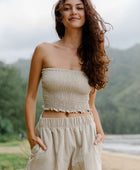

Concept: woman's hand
[[94, 132, 105, 145], [28, 136, 47, 151]]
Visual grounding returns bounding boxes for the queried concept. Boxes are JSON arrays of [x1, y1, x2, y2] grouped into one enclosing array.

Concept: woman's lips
[[69, 17, 80, 21]]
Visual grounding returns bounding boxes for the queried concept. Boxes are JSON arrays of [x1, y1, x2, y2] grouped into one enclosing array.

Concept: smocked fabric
[[41, 68, 93, 113]]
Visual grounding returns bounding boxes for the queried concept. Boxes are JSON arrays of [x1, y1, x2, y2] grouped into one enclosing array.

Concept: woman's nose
[[71, 8, 77, 15]]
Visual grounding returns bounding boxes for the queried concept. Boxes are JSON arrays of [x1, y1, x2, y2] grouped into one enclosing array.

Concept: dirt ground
[[102, 151, 140, 170]]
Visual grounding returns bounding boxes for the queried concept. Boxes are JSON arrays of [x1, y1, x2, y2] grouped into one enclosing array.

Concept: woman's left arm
[[89, 88, 105, 145]]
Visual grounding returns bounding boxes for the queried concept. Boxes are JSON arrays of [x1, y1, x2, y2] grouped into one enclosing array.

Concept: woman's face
[[61, 0, 85, 29]]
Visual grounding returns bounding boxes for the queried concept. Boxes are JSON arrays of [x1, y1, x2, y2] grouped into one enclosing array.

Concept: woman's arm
[[89, 88, 105, 145], [24, 44, 46, 150]]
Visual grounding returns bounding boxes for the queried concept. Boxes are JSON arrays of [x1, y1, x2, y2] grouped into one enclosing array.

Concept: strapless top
[[41, 67, 93, 113]]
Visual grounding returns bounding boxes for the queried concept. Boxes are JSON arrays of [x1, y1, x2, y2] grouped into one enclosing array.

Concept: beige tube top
[[41, 67, 93, 113]]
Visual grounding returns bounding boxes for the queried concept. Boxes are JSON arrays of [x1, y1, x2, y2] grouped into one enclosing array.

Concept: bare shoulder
[[37, 42, 56, 54], [33, 41, 62, 68], [35, 42, 50, 52], [38, 42, 55, 49], [32, 42, 52, 61], [34, 42, 57, 68]]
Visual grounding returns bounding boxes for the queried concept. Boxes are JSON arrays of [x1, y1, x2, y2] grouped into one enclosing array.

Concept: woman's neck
[[61, 28, 83, 49]]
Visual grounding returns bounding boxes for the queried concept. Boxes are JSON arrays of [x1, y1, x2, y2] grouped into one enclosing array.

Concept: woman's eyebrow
[[64, 3, 84, 6]]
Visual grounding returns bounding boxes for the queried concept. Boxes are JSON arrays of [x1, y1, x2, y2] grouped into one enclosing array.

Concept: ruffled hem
[[42, 105, 92, 114]]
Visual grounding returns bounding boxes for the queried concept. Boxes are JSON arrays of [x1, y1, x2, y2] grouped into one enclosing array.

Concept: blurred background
[[0, 0, 140, 169]]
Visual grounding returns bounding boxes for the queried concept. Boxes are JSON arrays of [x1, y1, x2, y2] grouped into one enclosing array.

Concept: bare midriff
[[42, 110, 91, 118]]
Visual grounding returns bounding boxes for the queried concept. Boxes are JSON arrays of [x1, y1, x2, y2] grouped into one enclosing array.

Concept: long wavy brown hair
[[53, 0, 113, 92]]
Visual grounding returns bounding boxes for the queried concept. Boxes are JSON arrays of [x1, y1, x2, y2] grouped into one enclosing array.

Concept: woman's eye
[[64, 8, 70, 10], [63, 7, 84, 11], [77, 8, 84, 10]]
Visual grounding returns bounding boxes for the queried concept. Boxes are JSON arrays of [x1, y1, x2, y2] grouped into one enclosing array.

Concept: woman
[[25, 0, 112, 169]]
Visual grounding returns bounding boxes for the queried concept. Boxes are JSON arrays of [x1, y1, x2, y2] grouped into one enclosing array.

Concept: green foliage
[[0, 153, 28, 169], [0, 62, 27, 137], [0, 133, 20, 143], [0, 61, 43, 140], [95, 44, 140, 134], [0, 116, 13, 135]]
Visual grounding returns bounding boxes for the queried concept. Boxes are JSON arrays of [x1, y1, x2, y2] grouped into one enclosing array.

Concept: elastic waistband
[[38, 111, 95, 128]]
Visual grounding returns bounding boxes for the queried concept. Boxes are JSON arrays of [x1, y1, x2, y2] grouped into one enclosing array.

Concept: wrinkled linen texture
[[26, 112, 103, 170]]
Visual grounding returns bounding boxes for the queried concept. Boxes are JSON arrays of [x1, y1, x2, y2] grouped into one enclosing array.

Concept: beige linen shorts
[[26, 111, 103, 170]]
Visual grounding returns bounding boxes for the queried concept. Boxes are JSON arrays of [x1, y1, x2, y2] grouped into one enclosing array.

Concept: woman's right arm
[[24, 44, 47, 150]]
